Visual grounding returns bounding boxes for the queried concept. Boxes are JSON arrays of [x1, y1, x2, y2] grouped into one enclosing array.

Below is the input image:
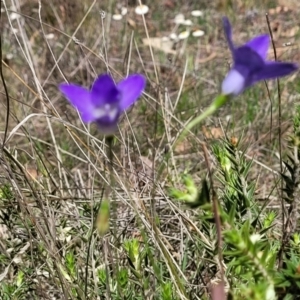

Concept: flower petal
[[233, 46, 265, 76], [117, 74, 146, 111], [222, 17, 298, 96], [222, 69, 246, 95], [245, 35, 269, 60], [222, 17, 235, 54], [59, 84, 95, 122], [91, 74, 120, 107], [253, 61, 298, 82]]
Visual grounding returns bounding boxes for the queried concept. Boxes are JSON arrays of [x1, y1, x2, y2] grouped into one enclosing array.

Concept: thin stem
[[266, 13, 285, 268], [175, 94, 229, 150], [106, 136, 121, 295], [155, 94, 230, 190], [105, 136, 115, 237], [0, 0, 10, 150]]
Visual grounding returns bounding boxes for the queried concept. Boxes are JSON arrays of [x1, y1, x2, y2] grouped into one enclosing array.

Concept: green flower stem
[[156, 94, 230, 188], [175, 94, 230, 147]]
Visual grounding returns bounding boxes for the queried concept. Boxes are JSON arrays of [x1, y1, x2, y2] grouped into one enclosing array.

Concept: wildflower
[[192, 29, 204, 37], [112, 14, 123, 21], [183, 19, 193, 26], [222, 17, 298, 96], [134, 4, 149, 15], [191, 10, 203, 17], [174, 13, 185, 24], [169, 33, 178, 40], [59, 74, 146, 134], [178, 30, 190, 40], [121, 7, 128, 16]]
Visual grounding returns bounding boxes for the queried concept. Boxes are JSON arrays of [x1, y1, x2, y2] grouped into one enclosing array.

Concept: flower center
[[94, 103, 119, 121], [222, 69, 245, 95]]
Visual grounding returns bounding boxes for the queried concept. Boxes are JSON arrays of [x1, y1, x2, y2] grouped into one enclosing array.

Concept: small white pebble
[[178, 30, 190, 40], [191, 10, 203, 17], [135, 4, 149, 15], [112, 14, 123, 21]]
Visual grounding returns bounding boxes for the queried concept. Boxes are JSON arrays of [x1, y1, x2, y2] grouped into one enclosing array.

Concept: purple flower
[[222, 17, 298, 96], [59, 74, 146, 134]]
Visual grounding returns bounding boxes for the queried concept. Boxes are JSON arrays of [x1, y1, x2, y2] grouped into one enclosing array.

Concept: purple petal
[[91, 74, 120, 107], [253, 62, 298, 82], [233, 46, 265, 77], [221, 17, 298, 96], [222, 17, 235, 54], [117, 74, 146, 111], [245, 35, 270, 60], [59, 84, 96, 122], [222, 69, 246, 95]]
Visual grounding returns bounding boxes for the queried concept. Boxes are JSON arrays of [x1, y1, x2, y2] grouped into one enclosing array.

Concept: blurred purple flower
[[222, 17, 298, 96], [59, 74, 146, 134]]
